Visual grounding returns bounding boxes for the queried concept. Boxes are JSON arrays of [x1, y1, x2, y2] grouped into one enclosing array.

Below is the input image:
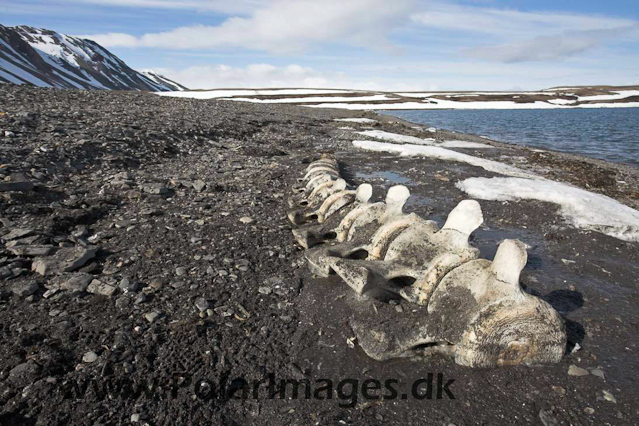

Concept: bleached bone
[[303, 166, 340, 181], [292, 184, 373, 249], [351, 240, 567, 367], [288, 179, 348, 225], [304, 185, 416, 277], [305, 158, 338, 172], [291, 155, 339, 194], [289, 174, 337, 208], [325, 200, 482, 304]]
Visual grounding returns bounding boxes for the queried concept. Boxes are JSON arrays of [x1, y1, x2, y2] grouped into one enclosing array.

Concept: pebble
[[258, 286, 272, 295], [61, 273, 93, 292], [567, 365, 589, 376], [82, 351, 98, 363], [2, 228, 35, 240], [175, 267, 187, 276], [239, 216, 254, 224], [584, 407, 595, 415], [591, 368, 605, 379], [193, 180, 206, 192], [194, 297, 210, 312], [134, 294, 148, 305], [142, 184, 169, 195], [119, 278, 140, 292], [131, 413, 141, 423], [87, 280, 117, 297], [11, 281, 39, 297], [602, 390, 616, 403], [145, 311, 160, 323]]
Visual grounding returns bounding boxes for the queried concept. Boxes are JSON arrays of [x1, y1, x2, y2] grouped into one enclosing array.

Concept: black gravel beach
[[0, 85, 637, 425]]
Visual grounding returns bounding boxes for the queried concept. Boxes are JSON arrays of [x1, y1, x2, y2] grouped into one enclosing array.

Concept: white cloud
[[467, 33, 601, 63], [153, 63, 385, 90], [411, 3, 636, 37], [85, 32, 139, 47], [411, 3, 639, 62], [71, 0, 267, 14], [82, 0, 416, 53]]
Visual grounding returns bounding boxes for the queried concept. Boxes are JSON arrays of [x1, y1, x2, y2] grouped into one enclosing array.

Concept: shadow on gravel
[[543, 289, 586, 353]]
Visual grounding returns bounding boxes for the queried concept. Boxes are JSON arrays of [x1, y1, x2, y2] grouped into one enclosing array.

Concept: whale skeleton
[[287, 155, 567, 368]]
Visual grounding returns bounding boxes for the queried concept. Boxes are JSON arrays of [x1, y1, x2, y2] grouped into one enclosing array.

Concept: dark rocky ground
[[0, 85, 637, 425]]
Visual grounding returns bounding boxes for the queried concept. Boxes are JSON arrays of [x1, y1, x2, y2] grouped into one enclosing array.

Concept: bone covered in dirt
[[288, 156, 567, 368]]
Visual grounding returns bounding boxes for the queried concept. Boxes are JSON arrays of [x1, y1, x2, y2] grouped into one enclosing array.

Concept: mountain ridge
[[0, 24, 187, 92]]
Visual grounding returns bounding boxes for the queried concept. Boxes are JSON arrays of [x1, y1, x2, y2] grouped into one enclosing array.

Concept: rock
[[87, 279, 117, 297], [193, 180, 206, 192], [214, 306, 234, 317], [134, 294, 148, 304], [142, 184, 169, 195], [43, 288, 59, 298], [568, 365, 589, 376], [258, 286, 272, 295], [6, 245, 56, 256], [119, 278, 140, 292], [31, 246, 99, 276], [602, 390, 616, 403], [175, 267, 187, 276], [82, 351, 98, 363], [61, 273, 93, 292], [115, 295, 132, 309], [584, 407, 595, 415], [539, 408, 559, 426], [131, 414, 141, 423], [11, 281, 39, 297], [591, 368, 605, 379], [194, 297, 210, 312], [8, 361, 41, 386], [239, 216, 254, 224], [2, 228, 35, 241], [551, 386, 566, 396], [145, 311, 160, 323]]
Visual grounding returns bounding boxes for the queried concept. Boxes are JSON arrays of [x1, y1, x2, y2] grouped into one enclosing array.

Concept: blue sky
[[2, 0, 638, 90]]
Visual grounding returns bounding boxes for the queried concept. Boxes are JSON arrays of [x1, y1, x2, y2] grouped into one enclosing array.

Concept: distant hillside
[[0, 25, 188, 92]]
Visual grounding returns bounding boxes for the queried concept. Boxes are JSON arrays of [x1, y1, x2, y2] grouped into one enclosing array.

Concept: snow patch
[[160, 88, 354, 99], [356, 130, 434, 145], [439, 140, 494, 149], [548, 98, 576, 105], [352, 140, 537, 178], [224, 94, 397, 104], [456, 177, 639, 242], [578, 90, 639, 101], [334, 118, 378, 123]]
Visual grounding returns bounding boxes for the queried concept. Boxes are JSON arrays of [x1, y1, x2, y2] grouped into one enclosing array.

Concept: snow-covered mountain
[[0, 25, 187, 92]]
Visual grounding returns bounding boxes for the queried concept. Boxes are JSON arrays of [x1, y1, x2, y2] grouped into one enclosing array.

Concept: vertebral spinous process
[[288, 154, 567, 368]]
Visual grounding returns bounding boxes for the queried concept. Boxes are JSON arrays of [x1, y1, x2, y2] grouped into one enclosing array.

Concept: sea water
[[382, 108, 639, 166]]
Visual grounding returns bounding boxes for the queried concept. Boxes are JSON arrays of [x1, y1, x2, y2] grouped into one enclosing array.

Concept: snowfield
[[224, 94, 398, 104], [352, 140, 537, 178], [159, 87, 639, 110], [159, 89, 354, 99], [351, 137, 639, 242], [305, 100, 639, 110], [334, 118, 378, 123], [457, 177, 639, 242], [355, 130, 494, 149]]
